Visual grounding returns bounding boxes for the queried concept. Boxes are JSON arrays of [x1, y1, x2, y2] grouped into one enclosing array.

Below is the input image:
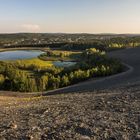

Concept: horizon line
[[0, 32, 140, 35]]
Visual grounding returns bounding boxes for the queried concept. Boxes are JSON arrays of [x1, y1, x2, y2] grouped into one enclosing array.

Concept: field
[[8, 58, 53, 69]]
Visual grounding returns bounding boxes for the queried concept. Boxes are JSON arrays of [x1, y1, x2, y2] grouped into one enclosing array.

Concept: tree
[[48, 76, 61, 89], [37, 75, 49, 91], [0, 74, 5, 87], [61, 75, 70, 87]]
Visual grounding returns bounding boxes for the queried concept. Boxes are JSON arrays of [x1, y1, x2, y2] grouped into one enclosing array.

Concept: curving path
[[46, 47, 140, 94]]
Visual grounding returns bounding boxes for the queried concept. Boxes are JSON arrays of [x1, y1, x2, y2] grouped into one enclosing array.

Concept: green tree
[[61, 75, 70, 87], [48, 76, 61, 89], [0, 74, 5, 87]]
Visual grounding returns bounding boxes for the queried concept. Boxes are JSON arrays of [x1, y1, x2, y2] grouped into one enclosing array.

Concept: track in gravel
[[46, 47, 140, 94]]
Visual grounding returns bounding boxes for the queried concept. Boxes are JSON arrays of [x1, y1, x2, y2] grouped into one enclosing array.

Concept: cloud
[[21, 24, 40, 32]]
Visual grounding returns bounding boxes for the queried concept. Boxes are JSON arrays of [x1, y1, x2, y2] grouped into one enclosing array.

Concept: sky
[[0, 0, 140, 33]]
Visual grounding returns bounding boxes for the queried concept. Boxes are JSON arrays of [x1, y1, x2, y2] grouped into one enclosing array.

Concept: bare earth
[[0, 48, 140, 140], [0, 84, 140, 140]]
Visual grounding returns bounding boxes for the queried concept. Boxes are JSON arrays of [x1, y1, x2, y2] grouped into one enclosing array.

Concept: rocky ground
[[0, 83, 140, 140]]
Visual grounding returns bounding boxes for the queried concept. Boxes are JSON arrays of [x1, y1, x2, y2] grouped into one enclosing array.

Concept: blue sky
[[0, 0, 140, 33]]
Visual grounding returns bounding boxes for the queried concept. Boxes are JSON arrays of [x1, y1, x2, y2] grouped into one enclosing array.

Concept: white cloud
[[21, 24, 40, 32]]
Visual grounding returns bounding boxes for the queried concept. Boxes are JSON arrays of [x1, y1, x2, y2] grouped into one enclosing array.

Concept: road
[[47, 47, 140, 94]]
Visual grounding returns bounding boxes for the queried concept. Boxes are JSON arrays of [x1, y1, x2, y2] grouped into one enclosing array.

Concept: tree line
[[61, 37, 140, 51]]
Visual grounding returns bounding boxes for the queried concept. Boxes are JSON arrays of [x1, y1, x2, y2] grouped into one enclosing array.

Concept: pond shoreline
[[0, 47, 49, 52], [0, 49, 77, 68], [0, 50, 45, 61]]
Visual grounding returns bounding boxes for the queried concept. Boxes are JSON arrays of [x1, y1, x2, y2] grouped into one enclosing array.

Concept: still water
[[0, 50, 76, 67], [0, 50, 44, 60]]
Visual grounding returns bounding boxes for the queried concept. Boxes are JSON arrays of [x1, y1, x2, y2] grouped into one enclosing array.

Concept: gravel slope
[[0, 83, 140, 140]]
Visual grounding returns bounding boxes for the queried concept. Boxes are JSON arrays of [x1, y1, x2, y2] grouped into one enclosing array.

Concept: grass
[[39, 50, 82, 61], [4, 58, 54, 77], [7, 58, 53, 68]]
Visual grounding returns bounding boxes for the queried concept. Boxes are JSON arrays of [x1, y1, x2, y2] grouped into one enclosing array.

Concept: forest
[[0, 48, 123, 92]]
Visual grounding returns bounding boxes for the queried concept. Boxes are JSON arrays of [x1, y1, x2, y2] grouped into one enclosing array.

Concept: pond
[[0, 50, 76, 67], [0, 50, 44, 60], [53, 61, 76, 67]]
